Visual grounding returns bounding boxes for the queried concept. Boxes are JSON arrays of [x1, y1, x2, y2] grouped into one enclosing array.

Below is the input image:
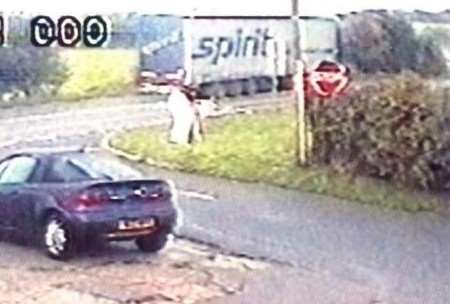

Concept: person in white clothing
[[166, 68, 203, 144], [167, 84, 197, 144]]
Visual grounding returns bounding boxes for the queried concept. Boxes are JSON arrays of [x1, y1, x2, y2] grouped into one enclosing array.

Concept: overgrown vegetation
[[309, 73, 450, 190], [0, 48, 138, 102], [0, 47, 68, 96], [112, 107, 440, 212], [57, 50, 138, 101], [0, 14, 139, 102]]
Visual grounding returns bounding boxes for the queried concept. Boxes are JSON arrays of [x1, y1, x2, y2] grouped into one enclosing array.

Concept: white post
[[183, 11, 195, 86], [271, 40, 278, 93], [295, 60, 307, 165], [1, 12, 8, 46], [292, 0, 307, 166]]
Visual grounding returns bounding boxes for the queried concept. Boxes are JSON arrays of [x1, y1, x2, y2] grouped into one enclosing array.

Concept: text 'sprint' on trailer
[[137, 15, 341, 99]]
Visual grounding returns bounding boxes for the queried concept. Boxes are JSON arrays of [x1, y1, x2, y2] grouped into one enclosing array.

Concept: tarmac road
[[1, 93, 450, 303]]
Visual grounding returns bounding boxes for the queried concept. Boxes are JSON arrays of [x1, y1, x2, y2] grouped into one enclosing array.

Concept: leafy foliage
[[310, 73, 450, 189], [0, 47, 67, 95], [341, 11, 447, 77], [57, 49, 138, 101]]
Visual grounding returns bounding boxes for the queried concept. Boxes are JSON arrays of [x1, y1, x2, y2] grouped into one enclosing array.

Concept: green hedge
[[57, 49, 138, 101], [310, 73, 449, 189]]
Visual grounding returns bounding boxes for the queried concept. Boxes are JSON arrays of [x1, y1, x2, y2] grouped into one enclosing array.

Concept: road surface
[[140, 166, 450, 303], [0, 94, 449, 303]]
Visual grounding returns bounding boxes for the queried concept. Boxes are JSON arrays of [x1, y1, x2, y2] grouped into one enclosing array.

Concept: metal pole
[[292, 0, 307, 166], [296, 60, 307, 165], [1, 12, 8, 47], [0, 14, 3, 46], [183, 10, 195, 86], [273, 40, 278, 93]]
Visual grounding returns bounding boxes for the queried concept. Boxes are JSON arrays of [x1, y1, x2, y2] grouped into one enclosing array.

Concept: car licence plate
[[118, 218, 156, 230]]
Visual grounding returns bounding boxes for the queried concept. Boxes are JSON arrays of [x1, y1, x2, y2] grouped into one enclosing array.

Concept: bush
[[57, 49, 138, 101], [310, 73, 449, 189], [0, 47, 67, 95]]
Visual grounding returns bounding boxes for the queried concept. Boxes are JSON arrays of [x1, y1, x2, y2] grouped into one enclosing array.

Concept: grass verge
[[111, 110, 440, 212]]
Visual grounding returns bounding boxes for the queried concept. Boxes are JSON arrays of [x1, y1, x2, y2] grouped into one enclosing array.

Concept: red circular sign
[[307, 60, 350, 98]]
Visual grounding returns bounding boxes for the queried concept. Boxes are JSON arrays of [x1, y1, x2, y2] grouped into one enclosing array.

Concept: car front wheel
[[135, 230, 169, 253], [43, 214, 77, 260]]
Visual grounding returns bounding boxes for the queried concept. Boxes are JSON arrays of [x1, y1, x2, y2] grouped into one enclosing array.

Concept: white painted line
[[179, 190, 217, 201], [0, 103, 166, 125]]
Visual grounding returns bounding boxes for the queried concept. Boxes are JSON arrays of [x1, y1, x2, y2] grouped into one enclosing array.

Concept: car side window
[[0, 159, 11, 178], [44, 159, 91, 183], [0, 156, 38, 184]]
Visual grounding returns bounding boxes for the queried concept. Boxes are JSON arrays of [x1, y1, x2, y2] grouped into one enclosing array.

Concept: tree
[[0, 14, 68, 96], [414, 32, 447, 77], [340, 11, 447, 77], [0, 47, 67, 95]]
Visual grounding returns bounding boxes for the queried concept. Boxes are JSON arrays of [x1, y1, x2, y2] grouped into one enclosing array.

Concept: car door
[[0, 156, 39, 233]]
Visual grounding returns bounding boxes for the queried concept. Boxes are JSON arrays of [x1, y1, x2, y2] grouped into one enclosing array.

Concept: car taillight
[[66, 189, 108, 212]]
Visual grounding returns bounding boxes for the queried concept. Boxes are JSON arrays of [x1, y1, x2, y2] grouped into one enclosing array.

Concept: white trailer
[[138, 15, 340, 98]]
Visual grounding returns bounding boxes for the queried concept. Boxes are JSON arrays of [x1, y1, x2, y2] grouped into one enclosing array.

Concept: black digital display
[[0, 16, 4, 46], [30, 15, 109, 47]]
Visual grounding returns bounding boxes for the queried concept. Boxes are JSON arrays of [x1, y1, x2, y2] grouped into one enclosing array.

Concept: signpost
[[292, 0, 349, 166], [294, 60, 307, 165], [292, 0, 307, 166]]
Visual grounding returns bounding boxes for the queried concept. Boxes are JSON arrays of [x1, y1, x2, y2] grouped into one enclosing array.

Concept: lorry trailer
[[136, 15, 340, 98]]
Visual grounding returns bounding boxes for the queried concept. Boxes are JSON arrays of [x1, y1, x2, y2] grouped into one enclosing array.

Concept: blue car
[[0, 149, 179, 260]]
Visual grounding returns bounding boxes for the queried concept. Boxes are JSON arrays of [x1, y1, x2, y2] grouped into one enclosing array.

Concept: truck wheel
[[135, 231, 169, 253], [198, 83, 214, 99], [211, 84, 226, 100], [225, 80, 243, 97], [242, 79, 258, 96], [278, 75, 294, 91], [256, 77, 273, 93]]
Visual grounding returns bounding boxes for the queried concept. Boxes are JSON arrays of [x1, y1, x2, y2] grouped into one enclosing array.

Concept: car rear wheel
[[43, 214, 77, 260], [135, 231, 169, 253]]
